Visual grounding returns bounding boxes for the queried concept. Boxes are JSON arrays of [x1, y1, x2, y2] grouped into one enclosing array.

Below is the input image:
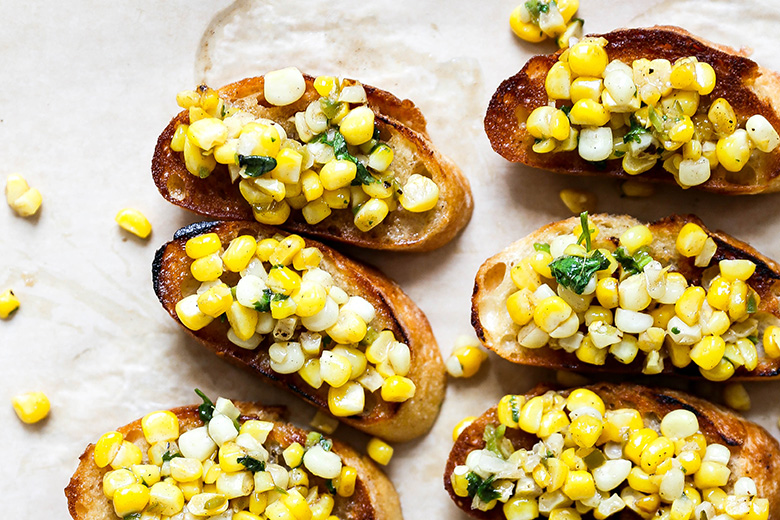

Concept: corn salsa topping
[[525, 37, 780, 188], [505, 214, 775, 381], [175, 232, 416, 417], [95, 392, 356, 519], [510, 0, 583, 49], [451, 389, 769, 520], [170, 67, 440, 232]]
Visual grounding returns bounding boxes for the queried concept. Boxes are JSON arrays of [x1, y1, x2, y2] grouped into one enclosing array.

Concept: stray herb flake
[[194, 388, 215, 423], [549, 250, 610, 294], [466, 472, 501, 503], [534, 242, 551, 253], [162, 450, 183, 463], [560, 105, 572, 116], [671, 327, 681, 335], [510, 396, 521, 423], [747, 335, 758, 344], [747, 295, 757, 314], [238, 155, 277, 177], [326, 479, 337, 494], [613, 246, 655, 276], [238, 456, 266, 473], [253, 288, 288, 312], [124, 514, 142, 520], [623, 118, 648, 144]]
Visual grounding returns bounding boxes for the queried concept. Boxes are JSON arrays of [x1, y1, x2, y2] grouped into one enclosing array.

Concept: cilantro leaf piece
[[623, 118, 649, 144], [238, 456, 266, 473], [549, 250, 610, 294], [466, 472, 501, 503], [534, 242, 551, 253], [314, 130, 378, 185], [162, 450, 183, 463], [614, 246, 654, 276], [252, 288, 288, 312], [671, 327, 681, 335], [194, 388, 215, 423], [238, 155, 277, 177]]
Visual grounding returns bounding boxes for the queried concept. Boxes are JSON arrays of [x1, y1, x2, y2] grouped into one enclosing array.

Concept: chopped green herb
[[614, 151, 626, 158], [747, 335, 758, 344], [238, 456, 266, 473], [747, 294, 757, 314], [549, 250, 610, 295], [162, 450, 183, 463], [560, 105, 572, 116], [319, 97, 341, 119], [633, 246, 654, 271], [124, 514, 142, 520], [671, 327, 681, 335], [252, 288, 289, 312], [314, 130, 378, 185], [194, 388, 215, 423], [510, 396, 521, 423], [576, 212, 594, 250], [238, 155, 277, 177], [466, 472, 501, 503], [648, 106, 664, 134], [613, 246, 653, 276], [325, 479, 337, 494], [483, 424, 508, 458], [623, 118, 649, 144], [534, 242, 551, 253]]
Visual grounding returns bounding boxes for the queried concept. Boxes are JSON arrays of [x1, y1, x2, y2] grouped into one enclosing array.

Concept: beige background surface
[[3, 0, 780, 517]]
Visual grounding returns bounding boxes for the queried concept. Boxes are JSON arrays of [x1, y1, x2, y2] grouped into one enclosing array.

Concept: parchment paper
[[3, 0, 780, 517]]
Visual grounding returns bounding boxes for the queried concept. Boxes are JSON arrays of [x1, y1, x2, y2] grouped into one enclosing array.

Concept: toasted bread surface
[[153, 220, 446, 442], [485, 26, 780, 194], [65, 401, 402, 520], [152, 74, 473, 251], [444, 383, 780, 520], [472, 214, 780, 379]]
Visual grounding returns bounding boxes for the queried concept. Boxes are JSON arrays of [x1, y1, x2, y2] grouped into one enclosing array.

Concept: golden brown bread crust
[[485, 26, 780, 194], [65, 401, 402, 520], [152, 220, 446, 442], [471, 213, 780, 379], [444, 383, 780, 520], [152, 74, 473, 251]]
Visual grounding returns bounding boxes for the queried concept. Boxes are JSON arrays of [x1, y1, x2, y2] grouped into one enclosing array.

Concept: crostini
[[65, 393, 401, 519], [472, 213, 780, 380], [153, 220, 445, 442], [485, 26, 780, 193], [445, 383, 780, 519], [152, 68, 473, 251]]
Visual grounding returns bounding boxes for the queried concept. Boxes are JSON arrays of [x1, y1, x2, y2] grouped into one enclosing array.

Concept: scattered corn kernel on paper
[[3, 0, 780, 516]]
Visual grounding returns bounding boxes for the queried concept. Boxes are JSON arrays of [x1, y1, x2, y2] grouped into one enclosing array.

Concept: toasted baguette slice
[[472, 213, 780, 379], [485, 26, 780, 194], [65, 401, 402, 520], [444, 382, 780, 519], [153, 220, 445, 442], [152, 73, 473, 251]]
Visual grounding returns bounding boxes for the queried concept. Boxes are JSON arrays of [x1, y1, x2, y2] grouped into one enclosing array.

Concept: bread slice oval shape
[[485, 26, 780, 193], [153, 220, 445, 442], [152, 72, 473, 251], [65, 398, 401, 519], [472, 213, 780, 380], [444, 382, 780, 519]]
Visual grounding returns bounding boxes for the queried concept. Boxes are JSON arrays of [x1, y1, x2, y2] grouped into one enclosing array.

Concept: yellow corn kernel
[[596, 277, 619, 309], [399, 173, 440, 212], [339, 106, 375, 145], [353, 197, 389, 232], [182, 135, 216, 178], [575, 337, 608, 365], [504, 496, 539, 520], [267, 266, 302, 296], [0, 289, 20, 319], [670, 57, 697, 89], [187, 117, 227, 151], [571, 77, 603, 103], [700, 358, 736, 382], [675, 286, 705, 326], [111, 440, 143, 469], [292, 282, 327, 318], [170, 123, 189, 152], [667, 115, 695, 143], [452, 416, 477, 441], [650, 305, 676, 329], [334, 465, 358, 498], [186, 233, 222, 259], [282, 442, 305, 468], [690, 335, 726, 370], [620, 225, 653, 254], [538, 410, 571, 438], [694, 461, 731, 488], [706, 277, 731, 311], [313, 75, 337, 97], [269, 235, 305, 267], [115, 208, 152, 239], [532, 463, 551, 488], [367, 144, 394, 173], [723, 382, 751, 411], [692, 61, 717, 95], [497, 394, 525, 429], [517, 395, 545, 434], [639, 437, 674, 473], [112, 483, 150, 517], [636, 494, 662, 515], [526, 106, 559, 139], [563, 470, 596, 501], [141, 410, 179, 444], [569, 99, 611, 127], [547, 458, 569, 492], [271, 148, 303, 184], [510, 257, 541, 290], [529, 251, 554, 279], [628, 467, 659, 494], [569, 415, 603, 448], [716, 129, 752, 172], [705, 311, 730, 337], [763, 326, 780, 358], [568, 38, 609, 77], [94, 431, 124, 468], [625, 428, 659, 465], [252, 199, 291, 226], [719, 259, 756, 282], [534, 296, 573, 333], [327, 309, 367, 344], [560, 447, 585, 471], [506, 290, 534, 326], [197, 284, 233, 318], [190, 252, 223, 282], [301, 169, 324, 202], [546, 61, 572, 99], [381, 376, 416, 402], [226, 302, 259, 341], [748, 498, 770, 520], [451, 345, 487, 378], [559, 188, 597, 214], [102, 469, 138, 499], [302, 197, 332, 225], [322, 187, 351, 209], [746, 115, 780, 152], [270, 295, 297, 319], [222, 235, 257, 272], [451, 466, 471, 498], [736, 337, 758, 371], [708, 98, 737, 137], [6, 173, 42, 217], [292, 247, 323, 271], [218, 441, 245, 473], [566, 388, 606, 415], [11, 391, 49, 424], [175, 294, 213, 331], [728, 279, 748, 321], [170, 457, 203, 482], [367, 437, 394, 465]]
